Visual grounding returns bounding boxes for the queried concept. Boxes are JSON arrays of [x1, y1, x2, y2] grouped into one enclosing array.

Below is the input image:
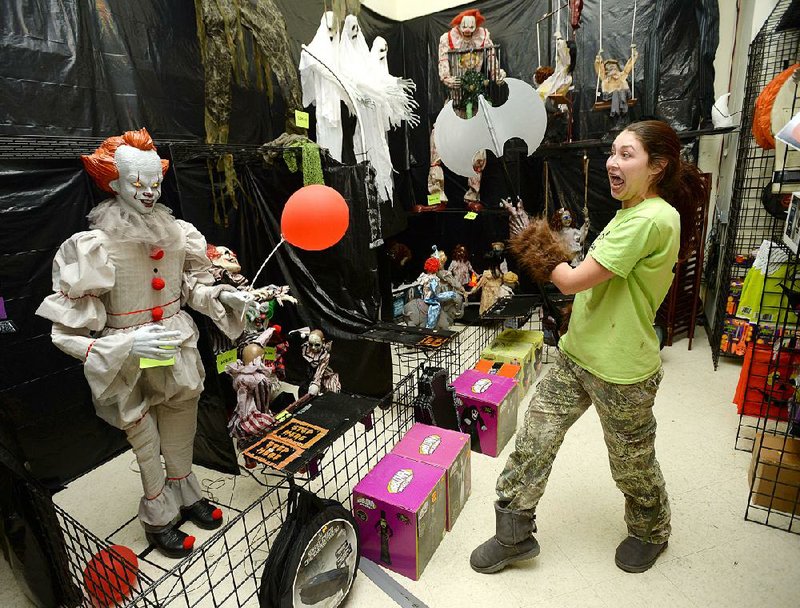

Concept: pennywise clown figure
[[36, 129, 254, 558]]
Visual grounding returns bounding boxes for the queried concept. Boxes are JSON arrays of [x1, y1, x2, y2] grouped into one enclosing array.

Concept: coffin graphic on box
[[387, 469, 414, 494], [419, 435, 441, 455]]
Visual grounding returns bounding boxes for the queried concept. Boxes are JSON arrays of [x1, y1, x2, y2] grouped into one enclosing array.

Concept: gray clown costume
[[37, 199, 245, 532]]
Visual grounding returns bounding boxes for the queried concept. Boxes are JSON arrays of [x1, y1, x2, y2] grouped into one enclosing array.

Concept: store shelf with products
[[707, 0, 800, 368]]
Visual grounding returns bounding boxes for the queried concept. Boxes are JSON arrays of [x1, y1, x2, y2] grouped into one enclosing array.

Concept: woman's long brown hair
[[623, 120, 709, 257]]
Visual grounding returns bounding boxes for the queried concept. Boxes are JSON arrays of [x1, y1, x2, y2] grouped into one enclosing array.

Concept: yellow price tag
[[140, 347, 176, 369], [427, 193, 441, 206], [216, 348, 238, 374], [295, 110, 310, 129], [464, 211, 478, 220], [263, 346, 277, 361]]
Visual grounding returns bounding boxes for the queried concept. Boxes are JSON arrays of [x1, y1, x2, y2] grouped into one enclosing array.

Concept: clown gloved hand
[[219, 288, 256, 321], [308, 382, 321, 396], [131, 325, 183, 359]]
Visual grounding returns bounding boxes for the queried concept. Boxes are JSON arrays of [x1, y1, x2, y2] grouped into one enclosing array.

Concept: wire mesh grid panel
[[47, 310, 547, 607], [390, 339, 460, 387], [745, 430, 800, 534], [57, 480, 290, 607], [51, 373, 419, 607], [708, 0, 800, 367], [733, 240, 800, 451]]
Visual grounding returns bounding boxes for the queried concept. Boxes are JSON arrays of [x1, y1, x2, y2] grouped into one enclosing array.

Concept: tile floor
[[2, 327, 799, 607]]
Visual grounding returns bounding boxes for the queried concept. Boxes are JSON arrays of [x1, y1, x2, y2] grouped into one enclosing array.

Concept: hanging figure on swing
[[595, 45, 639, 125]]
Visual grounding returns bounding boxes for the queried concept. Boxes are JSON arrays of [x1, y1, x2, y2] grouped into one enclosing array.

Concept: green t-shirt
[[559, 197, 680, 384]]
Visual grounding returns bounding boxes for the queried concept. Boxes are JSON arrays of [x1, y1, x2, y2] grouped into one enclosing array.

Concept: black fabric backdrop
[[0, 0, 717, 485]]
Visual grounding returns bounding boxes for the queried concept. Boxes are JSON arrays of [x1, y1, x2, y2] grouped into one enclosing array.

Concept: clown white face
[[308, 329, 324, 352], [213, 246, 241, 274], [459, 16, 476, 38], [559, 208, 573, 227], [109, 145, 163, 215]]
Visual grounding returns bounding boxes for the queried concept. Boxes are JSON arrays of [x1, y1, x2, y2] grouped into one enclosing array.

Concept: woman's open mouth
[[609, 174, 625, 191]]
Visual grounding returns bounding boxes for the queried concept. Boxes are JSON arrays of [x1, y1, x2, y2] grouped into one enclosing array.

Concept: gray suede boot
[[470, 501, 540, 574]]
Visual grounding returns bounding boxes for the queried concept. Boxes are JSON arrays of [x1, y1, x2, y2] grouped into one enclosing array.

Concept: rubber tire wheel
[[259, 501, 360, 608]]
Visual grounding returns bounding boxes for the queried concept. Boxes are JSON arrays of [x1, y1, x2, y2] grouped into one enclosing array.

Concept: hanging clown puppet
[[36, 129, 254, 558], [300, 13, 418, 205], [427, 9, 505, 213]]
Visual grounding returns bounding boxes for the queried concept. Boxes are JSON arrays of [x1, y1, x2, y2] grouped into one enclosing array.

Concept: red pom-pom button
[[151, 277, 165, 291], [150, 248, 164, 260], [212, 508, 223, 521], [183, 536, 195, 551], [151, 307, 164, 321]]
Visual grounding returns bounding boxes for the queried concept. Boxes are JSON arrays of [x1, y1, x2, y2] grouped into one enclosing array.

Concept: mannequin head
[[110, 147, 163, 215], [307, 329, 325, 353], [451, 9, 485, 37], [432, 246, 447, 267], [459, 16, 476, 38], [451, 244, 469, 263], [604, 59, 622, 78], [388, 241, 412, 267], [207, 244, 242, 274], [502, 271, 519, 289], [424, 257, 441, 275], [82, 128, 169, 215]]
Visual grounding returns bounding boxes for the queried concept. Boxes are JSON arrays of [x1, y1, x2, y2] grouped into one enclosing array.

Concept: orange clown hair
[[206, 244, 222, 260], [450, 9, 485, 29], [81, 127, 170, 193], [424, 257, 441, 273]]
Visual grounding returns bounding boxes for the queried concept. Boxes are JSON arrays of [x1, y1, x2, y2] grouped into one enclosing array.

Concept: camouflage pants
[[496, 353, 671, 543]]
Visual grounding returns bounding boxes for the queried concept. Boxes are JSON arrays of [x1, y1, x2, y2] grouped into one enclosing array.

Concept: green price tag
[[216, 348, 238, 374], [140, 347, 176, 369], [295, 110, 310, 129], [464, 211, 478, 220], [263, 346, 277, 361], [427, 193, 441, 206]]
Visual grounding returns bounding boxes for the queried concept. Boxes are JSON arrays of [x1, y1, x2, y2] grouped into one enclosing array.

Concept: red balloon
[[281, 185, 349, 251], [83, 545, 139, 607]]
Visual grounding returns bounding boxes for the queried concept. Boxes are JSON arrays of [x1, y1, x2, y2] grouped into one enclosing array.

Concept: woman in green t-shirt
[[471, 120, 708, 575]]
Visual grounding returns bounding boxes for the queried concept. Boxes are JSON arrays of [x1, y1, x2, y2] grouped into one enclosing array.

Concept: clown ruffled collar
[[88, 199, 184, 250]]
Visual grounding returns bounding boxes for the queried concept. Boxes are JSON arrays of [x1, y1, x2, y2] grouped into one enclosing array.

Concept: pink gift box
[[353, 453, 447, 580], [391, 423, 471, 530], [452, 369, 519, 457]]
